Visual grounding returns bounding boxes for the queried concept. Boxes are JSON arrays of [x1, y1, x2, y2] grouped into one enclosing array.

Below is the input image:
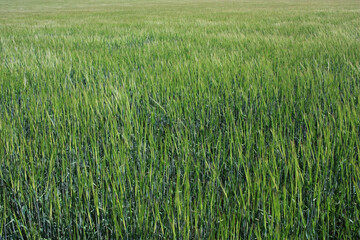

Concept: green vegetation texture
[[1, 0, 360, 238]]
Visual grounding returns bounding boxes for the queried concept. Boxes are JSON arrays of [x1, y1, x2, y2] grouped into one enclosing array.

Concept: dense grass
[[1, 0, 360, 238]]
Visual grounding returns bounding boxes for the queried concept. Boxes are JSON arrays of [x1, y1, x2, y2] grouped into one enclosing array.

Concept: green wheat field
[[1, 0, 360, 238]]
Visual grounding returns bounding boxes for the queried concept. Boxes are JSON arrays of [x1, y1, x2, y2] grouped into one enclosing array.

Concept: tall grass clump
[[1, 0, 360, 238]]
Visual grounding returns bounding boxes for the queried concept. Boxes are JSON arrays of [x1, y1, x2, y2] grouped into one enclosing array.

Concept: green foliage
[[1, 0, 360, 238]]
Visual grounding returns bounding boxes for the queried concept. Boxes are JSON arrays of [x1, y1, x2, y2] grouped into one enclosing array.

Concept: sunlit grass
[[0, 0, 360, 238]]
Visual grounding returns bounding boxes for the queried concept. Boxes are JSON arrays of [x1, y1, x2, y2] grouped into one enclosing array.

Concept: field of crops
[[1, 0, 360, 238]]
